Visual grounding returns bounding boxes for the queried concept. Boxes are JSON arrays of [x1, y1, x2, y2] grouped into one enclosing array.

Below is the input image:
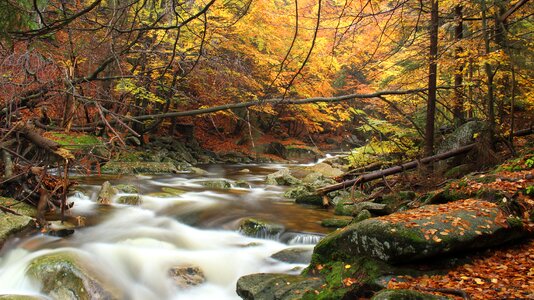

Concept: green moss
[[48, 132, 102, 148], [506, 216, 523, 229], [371, 289, 448, 300], [0, 197, 36, 217], [321, 218, 352, 228]]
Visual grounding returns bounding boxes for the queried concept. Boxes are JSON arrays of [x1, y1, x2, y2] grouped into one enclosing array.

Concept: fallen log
[[317, 125, 533, 195]]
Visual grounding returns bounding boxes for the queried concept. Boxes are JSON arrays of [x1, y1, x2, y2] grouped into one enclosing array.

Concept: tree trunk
[[424, 0, 439, 157], [453, 5, 464, 127], [481, 0, 496, 148]]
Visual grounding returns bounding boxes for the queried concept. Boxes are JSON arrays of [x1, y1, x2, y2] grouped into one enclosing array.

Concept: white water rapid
[[0, 165, 329, 299]]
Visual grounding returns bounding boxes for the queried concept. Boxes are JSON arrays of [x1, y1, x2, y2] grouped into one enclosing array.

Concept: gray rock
[[271, 247, 313, 264], [27, 252, 123, 300], [0, 213, 35, 247], [168, 265, 206, 289], [438, 120, 485, 153], [190, 167, 208, 176], [321, 218, 352, 228], [313, 199, 528, 264], [236, 273, 323, 300], [114, 184, 139, 194], [116, 195, 142, 206], [239, 218, 285, 239], [97, 181, 117, 205], [266, 169, 302, 186], [200, 180, 232, 189]]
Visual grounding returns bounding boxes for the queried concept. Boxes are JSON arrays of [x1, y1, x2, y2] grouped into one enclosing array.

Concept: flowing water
[[0, 163, 335, 299]]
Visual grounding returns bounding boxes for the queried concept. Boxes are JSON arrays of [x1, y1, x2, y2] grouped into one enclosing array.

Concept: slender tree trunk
[[481, 0, 496, 148], [424, 0, 439, 157], [453, 5, 464, 127]]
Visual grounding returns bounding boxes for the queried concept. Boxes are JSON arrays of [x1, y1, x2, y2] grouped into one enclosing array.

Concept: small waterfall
[[280, 232, 325, 245]]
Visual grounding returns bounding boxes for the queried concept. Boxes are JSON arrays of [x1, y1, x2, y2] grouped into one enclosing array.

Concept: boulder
[[190, 167, 208, 176], [266, 169, 302, 186], [301, 163, 343, 178], [239, 218, 285, 239], [0, 214, 35, 247], [313, 199, 528, 264], [236, 273, 323, 300], [27, 252, 123, 300], [352, 210, 372, 224], [114, 184, 139, 194], [168, 265, 206, 289], [438, 120, 485, 153], [199, 180, 232, 189], [271, 247, 313, 264], [116, 195, 142, 206], [97, 181, 117, 205], [321, 218, 352, 228], [371, 289, 448, 300], [101, 161, 178, 174], [0, 197, 37, 217]]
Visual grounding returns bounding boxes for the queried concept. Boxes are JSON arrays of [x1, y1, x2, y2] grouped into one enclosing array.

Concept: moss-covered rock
[[96, 181, 117, 205], [266, 169, 302, 186], [0, 197, 36, 217], [239, 218, 285, 239], [116, 195, 142, 205], [199, 180, 232, 189], [0, 213, 35, 247], [101, 161, 178, 174], [352, 210, 372, 224], [321, 218, 352, 228], [27, 252, 123, 300], [236, 273, 324, 300], [114, 184, 139, 194], [312, 199, 527, 264], [371, 289, 449, 300]]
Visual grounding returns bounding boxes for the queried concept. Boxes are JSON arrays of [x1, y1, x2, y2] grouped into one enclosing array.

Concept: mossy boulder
[[239, 218, 285, 239], [321, 218, 352, 228], [266, 169, 302, 186], [313, 199, 528, 264], [300, 163, 344, 179], [352, 209, 372, 224], [371, 289, 449, 300], [116, 195, 142, 205], [0, 213, 35, 247], [101, 161, 178, 174], [97, 181, 117, 205], [27, 252, 123, 300], [199, 180, 232, 189], [271, 247, 313, 264], [437, 121, 485, 153], [114, 184, 139, 194], [0, 197, 37, 217], [236, 273, 324, 300]]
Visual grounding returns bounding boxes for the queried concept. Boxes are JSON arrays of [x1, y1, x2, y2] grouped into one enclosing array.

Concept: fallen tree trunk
[[317, 126, 533, 195]]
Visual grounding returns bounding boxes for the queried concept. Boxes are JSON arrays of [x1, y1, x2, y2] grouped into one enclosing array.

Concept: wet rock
[[0, 213, 35, 247], [239, 218, 285, 239], [266, 169, 302, 186], [161, 187, 187, 195], [236, 273, 324, 300], [313, 199, 528, 264], [371, 289, 448, 300], [235, 180, 251, 188], [190, 167, 208, 176], [321, 217, 352, 228], [101, 161, 178, 174], [97, 181, 118, 205], [114, 184, 139, 194], [200, 180, 232, 189], [271, 247, 313, 264], [168, 265, 206, 289], [27, 252, 123, 300], [116, 195, 142, 205]]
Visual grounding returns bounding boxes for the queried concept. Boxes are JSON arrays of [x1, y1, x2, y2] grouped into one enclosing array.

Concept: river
[[0, 163, 335, 299]]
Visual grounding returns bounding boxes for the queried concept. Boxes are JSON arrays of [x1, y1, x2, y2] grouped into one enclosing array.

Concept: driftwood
[[317, 126, 533, 195]]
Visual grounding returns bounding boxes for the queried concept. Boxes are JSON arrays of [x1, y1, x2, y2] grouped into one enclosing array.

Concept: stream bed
[[0, 163, 334, 299]]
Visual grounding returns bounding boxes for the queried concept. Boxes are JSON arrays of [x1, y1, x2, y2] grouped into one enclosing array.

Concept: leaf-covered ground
[[388, 239, 534, 299]]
